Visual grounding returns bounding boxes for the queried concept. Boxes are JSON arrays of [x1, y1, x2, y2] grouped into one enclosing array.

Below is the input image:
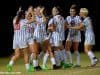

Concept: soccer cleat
[[37, 66, 42, 70], [60, 61, 65, 67], [63, 64, 72, 69], [60, 61, 71, 69], [87, 64, 96, 67], [87, 57, 100, 68], [7, 64, 12, 72], [42, 65, 49, 70], [34, 66, 42, 71], [28, 65, 35, 72], [68, 63, 73, 67], [27, 68, 35, 72], [94, 57, 100, 64], [53, 65, 61, 70]]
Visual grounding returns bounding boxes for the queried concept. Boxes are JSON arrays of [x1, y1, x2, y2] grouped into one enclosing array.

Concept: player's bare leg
[[7, 48, 20, 72]]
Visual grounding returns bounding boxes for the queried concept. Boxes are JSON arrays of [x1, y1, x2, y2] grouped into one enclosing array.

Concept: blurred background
[[0, 0, 99, 57]]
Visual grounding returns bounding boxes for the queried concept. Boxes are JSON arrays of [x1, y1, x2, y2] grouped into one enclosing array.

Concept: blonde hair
[[80, 8, 89, 16]]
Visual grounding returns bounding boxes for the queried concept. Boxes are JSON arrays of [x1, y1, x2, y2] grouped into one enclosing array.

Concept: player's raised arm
[[40, 7, 47, 24]]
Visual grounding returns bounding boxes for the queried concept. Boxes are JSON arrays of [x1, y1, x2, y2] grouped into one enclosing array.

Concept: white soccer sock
[[38, 51, 44, 59], [66, 51, 72, 64], [36, 59, 39, 66], [30, 53, 33, 60], [74, 51, 80, 65], [43, 53, 49, 66], [33, 59, 38, 67], [29, 53, 33, 63], [60, 49, 67, 63], [9, 60, 14, 66], [87, 51, 95, 65], [25, 64, 30, 70], [50, 57, 56, 65], [54, 50, 61, 66]]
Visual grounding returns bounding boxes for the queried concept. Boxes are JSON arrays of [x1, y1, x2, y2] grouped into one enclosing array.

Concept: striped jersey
[[33, 15, 47, 42], [50, 31, 61, 46], [48, 15, 65, 41], [82, 17, 94, 35], [66, 16, 81, 37], [82, 17, 95, 45], [13, 19, 30, 42]]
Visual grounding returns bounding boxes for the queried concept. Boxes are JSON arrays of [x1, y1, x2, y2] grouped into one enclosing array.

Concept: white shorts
[[50, 41, 62, 47], [84, 33, 95, 45], [13, 36, 34, 49], [59, 32, 65, 41], [34, 36, 45, 43], [66, 33, 81, 42]]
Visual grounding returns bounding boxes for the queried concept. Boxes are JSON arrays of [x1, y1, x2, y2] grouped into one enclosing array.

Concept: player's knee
[[32, 52, 38, 59], [65, 43, 71, 50], [84, 49, 88, 54], [15, 53, 20, 58]]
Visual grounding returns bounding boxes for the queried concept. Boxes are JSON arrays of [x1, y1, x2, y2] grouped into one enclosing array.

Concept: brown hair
[[70, 4, 77, 9], [70, 4, 78, 14]]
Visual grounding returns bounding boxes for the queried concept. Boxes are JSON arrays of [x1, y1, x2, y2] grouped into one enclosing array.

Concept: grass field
[[0, 52, 100, 75]]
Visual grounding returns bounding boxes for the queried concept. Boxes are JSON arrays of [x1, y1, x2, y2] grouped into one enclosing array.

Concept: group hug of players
[[7, 4, 99, 72]]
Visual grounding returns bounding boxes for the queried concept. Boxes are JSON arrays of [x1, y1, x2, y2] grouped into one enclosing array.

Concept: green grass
[[0, 52, 100, 75]]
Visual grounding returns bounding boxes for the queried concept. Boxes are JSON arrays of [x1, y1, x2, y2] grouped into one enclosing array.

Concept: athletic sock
[[74, 51, 80, 65], [87, 51, 95, 65], [43, 53, 49, 66], [66, 51, 72, 64]]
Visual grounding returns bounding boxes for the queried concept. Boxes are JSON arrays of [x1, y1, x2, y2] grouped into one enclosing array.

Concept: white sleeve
[[82, 19, 90, 27], [77, 16, 82, 23], [48, 18, 54, 26], [66, 16, 71, 24]]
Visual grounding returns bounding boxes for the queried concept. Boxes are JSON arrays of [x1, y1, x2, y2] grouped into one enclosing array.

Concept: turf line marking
[[0, 72, 21, 74]]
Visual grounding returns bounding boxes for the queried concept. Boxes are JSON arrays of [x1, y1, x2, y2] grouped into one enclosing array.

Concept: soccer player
[[42, 22, 62, 70], [65, 4, 81, 67], [68, 8, 99, 67], [44, 6, 67, 69], [7, 7, 34, 72], [27, 6, 42, 71]]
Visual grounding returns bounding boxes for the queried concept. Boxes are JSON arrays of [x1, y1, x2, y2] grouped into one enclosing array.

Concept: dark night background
[[0, 0, 99, 57]]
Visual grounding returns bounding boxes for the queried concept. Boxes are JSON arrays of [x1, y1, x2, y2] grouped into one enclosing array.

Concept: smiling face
[[33, 8, 37, 16], [79, 11, 84, 17], [28, 6, 33, 13], [70, 9, 76, 16], [79, 8, 88, 17], [52, 7, 59, 16], [25, 11, 32, 20], [35, 6, 41, 16]]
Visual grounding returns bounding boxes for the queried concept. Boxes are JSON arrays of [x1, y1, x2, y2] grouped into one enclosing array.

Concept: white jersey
[[66, 16, 81, 42], [50, 31, 62, 47], [13, 19, 33, 49], [27, 22, 35, 39], [82, 17, 95, 45], [48, 15, 65, 41], [33, 16, 47, 42]]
